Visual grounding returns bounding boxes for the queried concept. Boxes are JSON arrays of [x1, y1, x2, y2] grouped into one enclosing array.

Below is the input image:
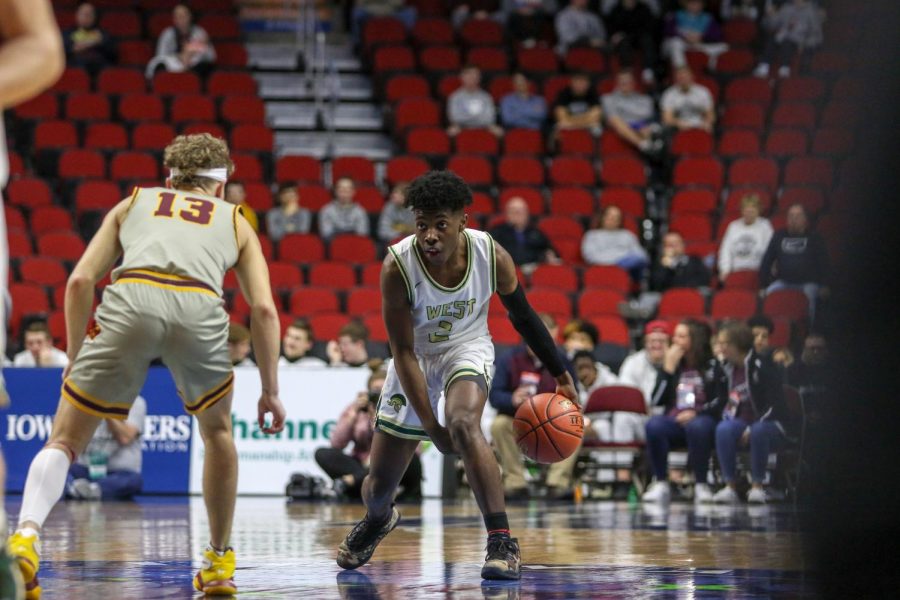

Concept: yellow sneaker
[[7, 532, 40, 600], [193, 547, 236, 596]]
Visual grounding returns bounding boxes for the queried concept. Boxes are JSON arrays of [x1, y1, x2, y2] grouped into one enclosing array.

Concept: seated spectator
[[650, 231, 711, 292], [318, 177, 370, 241], [67, 397, 146, 500], [601, 71, 661, 154], [786, 332, 827, 402], [754, 0, 824, 78], [759, 204, 828, 321], [228, 323, 255, 367], [489, 313, 578, 500], [224, 182, 259, 232], [555, 0, 607, 55], [327, 321, 370, 368], [64, 2, 115, 75], [450, 0, 501, 29], [447, 65, 502, 137], [720, 0, 766, 20], [717, 193, 773, 282], [377, 183, 415, 244], [607, 0, 659, 83], [315, 368, 422, 500], [747, 314, 773, 357], [488, 196, 560, 274], [618, 320, 671, 409], [660, 66, 715, 132], [581, 206, 649, 280], [266, 183, 311, 243], [279, 320, 328, 368], [553, 72, 602, 134], [712, 322, 789, 504], [14, 321, 68, 367], [145, 3, 215, 78], [642, 319, 721, 504], [572, 349, 619, 404], [500, 72, 547, 131], [561, 319, 621, 381], [661, 0, 727, 70], [502, 0, 558, 48], [351, 0, 417, 44]]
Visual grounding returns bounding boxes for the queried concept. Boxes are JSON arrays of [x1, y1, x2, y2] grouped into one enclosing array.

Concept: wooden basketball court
[[5, 496, 814, 598]]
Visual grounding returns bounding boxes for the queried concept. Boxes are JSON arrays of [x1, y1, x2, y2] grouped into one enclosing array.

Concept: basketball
[[512, 393, 584, 464]]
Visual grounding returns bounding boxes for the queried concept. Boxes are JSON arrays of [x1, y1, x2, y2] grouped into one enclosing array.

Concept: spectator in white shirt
[[717, 193, 773, 282], [228, 323, 255, 367], [13, 321, 68, 367], [279, 320, 327, 368], [618, 320, 671, 410], [660, 66, 715, 132]]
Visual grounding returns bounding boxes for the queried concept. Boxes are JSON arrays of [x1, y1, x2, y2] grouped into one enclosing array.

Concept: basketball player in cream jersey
[[336, 171, 578, 580], [7, 134, 285, 598], [0, 2, 64, 598]]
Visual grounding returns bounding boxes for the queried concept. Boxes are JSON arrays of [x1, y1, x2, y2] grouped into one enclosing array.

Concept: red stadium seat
[[394, 98, 441, 131], [772, 103, 817, 129], [469, 191, 496, 217], [725, 78, 772, 106], [488, 316, 520, 345], [672, 130, 713, 156], [718, 129, 760, 157], [716, 49, 755, 74], [231, 154, 263, 182], [564, 47, 606, 74], [33, 121, 77, 151], [722, 103, 765, 129], [332, 156, 376, 185], [498, 157, 544, 186], [363, 17, 407, 50], [373, 46, 416, 73], [785, 157, 833, 188], [711, 289, 758, 321], [278, 233, 325, 263], [84, 123, 128, 150], [527, 289, 572, 322], [231, 125, 274, 153], [276, 155, 322, 184], [503, 129, 544, 155], [296, 185, 330, 212], [37, 232, 85, 262], [244, 182, 274, 212], [670, 189, 717, 215], [268, 262, 304, 291], [723, 187, 773, 215], [811, 128, 855, 156], [549, 157, 596, 186], [763, 289, 808, 320], [361, 262, 382, 287], [363, 314, 389, 343], [411, 18, 453, 46], [600, 187, 644, 218], [420, 45, 461, 74], [537, 215, 583, 240], [216, 43, 249, 68], [466, 47, 509, 73], [330, 234, 377, 263], [405, 127, 451, 157], [386, 156, 430, 186], [51, 67, 90, 93], [658, 288, 705, 319], [5, 206, 26, 231], [448, 155, 493, 187], [582, 265, 630, 294], [100, 10, 141, 38], [221, 96, 266, 124], [181, 122, 226, 140], [460, 19, 503, 46], [207, 72, 257, 96], [8, 230, 34, 259], [777, 77, 826, 102], [673, 157, 723, 193], [722, 18, 757, 45], [197, 14, 241, 39], [669, 214, 712, 242], [776, 187, 825, 217], [14, 93, 58, 120], [65, 93, 111, 120], [722, 270, 759, 290], [549, 187, 595, 217], [308, 262, 358, 289], [132, 123, 177, 151], [529, 264, 578, 292], [578, 289, 626, 318], [19, 257, 68, 287], [75, 181, 122, 215], [118, 93, 165, 122], [542, 75, 571, 106], [729, 157, 780, 191], [498, 187, 544, 215], [600, 157, 646, 187], [385, 75, 430, 102], [556, 130, 595, 156], [58, 150, 106, 180], [28, 206, 73, 235], [517, 47, 559, 76], [9, 283, 51, 334], [110, 152, 158, 181], [346, 288, 383, 317], [765, 128, 808, 158], [170, 94, 217, 123], [152, 72, 201, 95], [6, 178, 53, 209], [455, 129, 500, 155], [117, 40, 154, 67], [289, 288, 339, 316], [588, 315, 630, 346]]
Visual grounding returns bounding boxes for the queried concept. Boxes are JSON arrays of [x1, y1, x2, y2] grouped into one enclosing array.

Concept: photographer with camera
[[314, 366, 422, 501]]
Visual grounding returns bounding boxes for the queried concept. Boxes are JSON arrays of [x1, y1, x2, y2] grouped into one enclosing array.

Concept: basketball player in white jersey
[[0, 2, 64, 598], [336, 171, 578, 580], [6, 134, 285, 598]]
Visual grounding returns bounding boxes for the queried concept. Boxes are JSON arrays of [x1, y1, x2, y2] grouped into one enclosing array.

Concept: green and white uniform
[[376, 229, 498, 440]]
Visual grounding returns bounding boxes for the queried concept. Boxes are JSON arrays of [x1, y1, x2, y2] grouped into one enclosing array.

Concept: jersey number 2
[[154, 192, 215, 225], [428, 321, 452, 343]]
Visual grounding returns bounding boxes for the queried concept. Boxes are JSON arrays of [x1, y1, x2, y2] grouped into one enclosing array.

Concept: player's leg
[[195, 391, 237, 552], [444, 377, 520, 580]]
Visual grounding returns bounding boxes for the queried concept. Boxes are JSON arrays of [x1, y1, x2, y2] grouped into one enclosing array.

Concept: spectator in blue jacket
[[661, 0, 727, 69], [500, 73, 547, 130]]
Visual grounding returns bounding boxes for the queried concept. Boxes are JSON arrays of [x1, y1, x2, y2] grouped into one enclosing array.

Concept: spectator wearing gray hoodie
[[754, 0, 824, 78], [555, 0, 607, 54]]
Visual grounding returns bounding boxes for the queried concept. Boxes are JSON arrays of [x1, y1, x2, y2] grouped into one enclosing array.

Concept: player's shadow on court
[[336, 570, 382, 600]]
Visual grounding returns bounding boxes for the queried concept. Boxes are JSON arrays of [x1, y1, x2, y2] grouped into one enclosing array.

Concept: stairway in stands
[[239, 0, 394, 171]]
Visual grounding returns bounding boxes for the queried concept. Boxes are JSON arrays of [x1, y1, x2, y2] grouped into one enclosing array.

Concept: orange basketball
[[512, 392, 584, 464]]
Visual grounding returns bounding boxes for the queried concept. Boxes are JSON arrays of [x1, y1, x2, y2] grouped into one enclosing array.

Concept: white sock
[[0, 506, 6, 536], [18, 447, 70, 529]]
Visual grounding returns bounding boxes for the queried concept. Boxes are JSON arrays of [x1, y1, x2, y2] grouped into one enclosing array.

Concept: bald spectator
[[660, 66, 715, 132], [500, 73, 547, 130], [447, 65, 502, 137], [319, 177, 370, 241], [601, 71, 661, 154], [650, 231, 711, 292], [553, 72, 603, 134], [488, 197, 560, 274], [555, 0, 607, 54]]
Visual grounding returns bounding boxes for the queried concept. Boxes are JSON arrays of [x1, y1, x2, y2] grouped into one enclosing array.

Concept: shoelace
[[485, 537, 518, 563], [346, 513, 391, 549]]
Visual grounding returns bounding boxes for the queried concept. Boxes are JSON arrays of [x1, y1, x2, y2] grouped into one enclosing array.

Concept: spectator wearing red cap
[[618, 320, 671, 409]]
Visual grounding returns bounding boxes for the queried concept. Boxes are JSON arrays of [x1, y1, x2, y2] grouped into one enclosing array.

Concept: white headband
[[169, 167, 229, 183]]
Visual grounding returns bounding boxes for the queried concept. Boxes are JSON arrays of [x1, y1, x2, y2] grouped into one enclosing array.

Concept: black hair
[[747, 314, 774, 333], [404, 170, 472, 213], [572, 349, 595, 364], [681, 318, 712, 368]]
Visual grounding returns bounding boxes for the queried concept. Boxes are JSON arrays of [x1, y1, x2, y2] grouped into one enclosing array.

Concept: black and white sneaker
[[336, 507, 401, 570], [481, 535, 521, 580]]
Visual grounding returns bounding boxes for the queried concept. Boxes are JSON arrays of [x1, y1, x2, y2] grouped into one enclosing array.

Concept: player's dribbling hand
[[554, 372, 580, 408], [258, 391, 286, 434]]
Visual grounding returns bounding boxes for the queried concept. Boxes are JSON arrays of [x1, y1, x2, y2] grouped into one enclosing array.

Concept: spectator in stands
[[66, 397, 145, 500], [502, 0, 558, 48], [450, 0, 501, 29], [786, 331, 827, 401], [650, 231, 711, 292], [64, 2, 116, 76], [319, 177, 370, 241], [315, 368, 422, 501], [619, 320, 671, 408], [377, 182, 415, 244], [489, 313, 578, 500], [447, 65, 502, 137], [327, 321, 370, 368], [717, 193, 773, 282], [228, 323, 255, 367], [754, 0, 824, 78], [562, 319, 621, 384], [759, 203, 828, 321], [572, 349, 619, 404], [711, 321, 788, 504], [661, 0, 727, 70], [499, 72, 547, 130], [280, 320, 328, 368], [747, 314, 773, 356], [13, 321, 68, 367], [581, 205, 649, 281], [224, 182, 259, 232], [660, 66, 715, 132], [352, 0, 417, 44], [146, 4, 216, 78], [553, 72, 603, 134], [555, 0, 607, 55], [488, 196, 560, 275], [607, 0, 659, 83], [642, 318, 722, 504], [601, 71, 661, 154], [266, 183, 311, 242], [720, 0, 766, 20]]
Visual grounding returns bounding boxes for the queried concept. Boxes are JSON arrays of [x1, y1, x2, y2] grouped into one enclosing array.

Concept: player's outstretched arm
[[381, 253, 455, 453], [494, 243, 578, 402], [64, 200, 128, 366], [234, 214, 285, 434], [0, 0, 64, 108]]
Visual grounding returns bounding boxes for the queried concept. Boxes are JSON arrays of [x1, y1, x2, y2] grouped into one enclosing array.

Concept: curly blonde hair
[[163, 134, 234, 191]]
